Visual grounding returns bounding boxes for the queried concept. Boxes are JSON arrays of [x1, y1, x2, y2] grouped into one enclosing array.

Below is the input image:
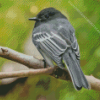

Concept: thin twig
[[0, 46, 44, 69], [0, 67, 54, 79], [0, 46, 100, 91]]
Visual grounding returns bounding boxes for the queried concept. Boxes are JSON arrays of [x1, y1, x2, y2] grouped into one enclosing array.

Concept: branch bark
[[0, 46, 100, 91], [0, 46, 44, 69], [0, 67, 54, 79]]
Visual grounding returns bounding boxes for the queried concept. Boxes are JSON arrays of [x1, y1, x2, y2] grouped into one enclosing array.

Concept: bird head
[[29, 7, 66, 22]]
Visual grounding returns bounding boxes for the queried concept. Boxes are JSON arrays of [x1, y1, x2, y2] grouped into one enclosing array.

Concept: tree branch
[[0, 67, 54, 79], [0, 46, 44, 69], [0, 46, 100, 91], [86, 75, 100, 91]]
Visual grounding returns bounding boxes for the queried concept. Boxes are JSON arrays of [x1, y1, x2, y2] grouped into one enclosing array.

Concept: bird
[[29, 7, 90, 90]]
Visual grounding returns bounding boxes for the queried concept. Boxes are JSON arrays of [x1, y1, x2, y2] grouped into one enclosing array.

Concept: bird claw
[[42, 59, 47, 68]]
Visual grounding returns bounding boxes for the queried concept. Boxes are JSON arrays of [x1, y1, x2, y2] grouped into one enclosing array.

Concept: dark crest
[[36, 7, 66, 21]]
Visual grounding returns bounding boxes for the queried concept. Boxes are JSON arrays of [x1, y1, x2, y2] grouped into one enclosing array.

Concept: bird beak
[[29, 17, 39, 21]]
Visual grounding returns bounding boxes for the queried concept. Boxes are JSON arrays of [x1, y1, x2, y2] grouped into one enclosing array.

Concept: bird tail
[[63, 49, 90, 90]]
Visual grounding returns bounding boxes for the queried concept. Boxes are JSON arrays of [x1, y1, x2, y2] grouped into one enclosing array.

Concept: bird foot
[[42, 59, 47, 68]]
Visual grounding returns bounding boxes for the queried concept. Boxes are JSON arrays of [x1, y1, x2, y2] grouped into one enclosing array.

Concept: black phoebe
[[29, 7, 90, 90]]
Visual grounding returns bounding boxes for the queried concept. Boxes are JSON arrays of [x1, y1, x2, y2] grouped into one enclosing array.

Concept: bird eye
[[45, 14, 49, 18], [49, 12, 55, 16]]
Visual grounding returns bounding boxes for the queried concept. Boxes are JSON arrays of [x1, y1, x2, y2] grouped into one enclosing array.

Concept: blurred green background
[[0, 0, 100, 100]]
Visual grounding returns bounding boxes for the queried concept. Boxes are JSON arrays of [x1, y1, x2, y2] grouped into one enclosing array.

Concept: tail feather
[[63, 49, 90, 90]]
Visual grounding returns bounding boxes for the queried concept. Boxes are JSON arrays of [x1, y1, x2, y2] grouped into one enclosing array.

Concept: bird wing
[[58, 27, 80, 60], [32, 28, 70, 67], [32, 25, 80, 67]]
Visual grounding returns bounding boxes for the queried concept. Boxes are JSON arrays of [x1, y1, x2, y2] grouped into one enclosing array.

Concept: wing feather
[[33, 31, 67, 66], [32, 25, 80, 66]]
